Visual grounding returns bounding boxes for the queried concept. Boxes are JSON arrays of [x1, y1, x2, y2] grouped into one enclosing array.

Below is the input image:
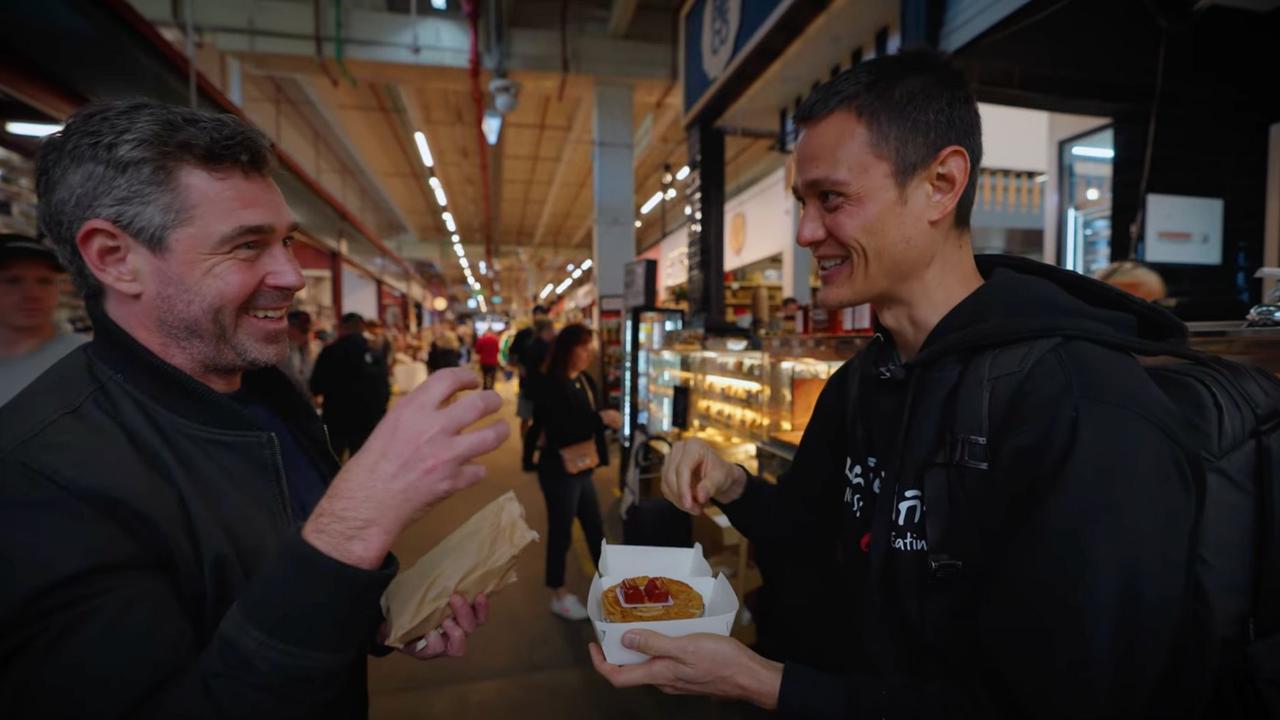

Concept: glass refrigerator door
[[621, 312, 637, 445]]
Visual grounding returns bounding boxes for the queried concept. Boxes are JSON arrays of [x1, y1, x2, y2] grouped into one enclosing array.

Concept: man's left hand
[[397, 592, 489, 660], [589, 630, 783, 709]]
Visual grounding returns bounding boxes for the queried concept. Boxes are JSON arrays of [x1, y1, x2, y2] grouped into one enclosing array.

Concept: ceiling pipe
[[463, 0, 494, 279]]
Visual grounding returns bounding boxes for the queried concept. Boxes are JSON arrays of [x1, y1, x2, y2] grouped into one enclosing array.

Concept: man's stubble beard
[[153, 282, 288, 377]]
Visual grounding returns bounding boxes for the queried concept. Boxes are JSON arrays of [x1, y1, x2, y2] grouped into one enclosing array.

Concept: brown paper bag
[[380, 490, 539, 647]]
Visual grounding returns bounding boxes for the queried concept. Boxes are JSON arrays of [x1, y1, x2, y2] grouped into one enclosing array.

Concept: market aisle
[[368, 372, 765, 720]]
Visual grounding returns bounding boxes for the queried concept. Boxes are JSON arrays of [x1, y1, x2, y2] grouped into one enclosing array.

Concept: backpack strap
[[925, 338, 1063, 581]]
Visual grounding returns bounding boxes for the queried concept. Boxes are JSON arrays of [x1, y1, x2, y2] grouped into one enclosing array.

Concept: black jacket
[[310, 332, 390, 434], [723, 256, 1200, 718], [0, 307, 396, 719], [531, 372, 609, 474]]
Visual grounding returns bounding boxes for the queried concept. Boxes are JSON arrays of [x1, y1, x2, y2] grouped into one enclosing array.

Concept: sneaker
[[550, 594, 590, 621]]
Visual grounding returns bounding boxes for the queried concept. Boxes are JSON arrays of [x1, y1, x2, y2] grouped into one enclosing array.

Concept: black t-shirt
[[229, 388, 329, 524]]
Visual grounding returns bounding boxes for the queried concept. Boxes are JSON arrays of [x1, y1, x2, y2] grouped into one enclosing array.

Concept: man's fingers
[[413, 367, 481, 410], [661, 443, 680, 506], [407, 629, 445, 658], [450, 594, 478, 634], [474, 592, 490, 625], [588, 642, 676, 689], [447, 420, 511, 463], [621, 629, 682, 660], [441, 618, 467, 657], [437, 390, 504, 434]]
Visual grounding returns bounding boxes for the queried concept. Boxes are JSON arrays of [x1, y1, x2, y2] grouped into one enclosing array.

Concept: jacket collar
[[86, 302, 309, 433]]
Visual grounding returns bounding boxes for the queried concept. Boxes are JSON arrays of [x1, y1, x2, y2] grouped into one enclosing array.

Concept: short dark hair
[[36, 98, 276, 299], [532, 304, 549, 316], [795, 51, 982, 229], [543, 323, 593, 381], [340, 312, 365, 328]]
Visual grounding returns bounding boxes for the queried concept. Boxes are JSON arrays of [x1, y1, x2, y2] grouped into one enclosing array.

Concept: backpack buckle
[[929, 554, 964, 580], [948, 434, 990, 470]]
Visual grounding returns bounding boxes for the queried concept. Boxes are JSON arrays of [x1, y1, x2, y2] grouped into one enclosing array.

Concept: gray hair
[[36, 98, 275, 299]]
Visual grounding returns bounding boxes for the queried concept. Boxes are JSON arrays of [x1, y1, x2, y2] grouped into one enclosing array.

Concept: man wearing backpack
[[591, 51, 1257, 717]]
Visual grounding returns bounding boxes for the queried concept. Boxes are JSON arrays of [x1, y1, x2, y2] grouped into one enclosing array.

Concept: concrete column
[[591, 82, 635, 303]]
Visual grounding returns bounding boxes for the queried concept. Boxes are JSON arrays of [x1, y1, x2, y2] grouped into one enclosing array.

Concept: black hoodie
[[720, 255, 1201, 718]]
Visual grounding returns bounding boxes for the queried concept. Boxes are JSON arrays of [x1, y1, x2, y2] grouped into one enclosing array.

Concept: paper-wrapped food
[[381, 490, 539, 647]]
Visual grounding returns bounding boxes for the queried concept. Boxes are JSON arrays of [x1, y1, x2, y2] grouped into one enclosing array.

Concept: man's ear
[[76, 219, 146, 297], [924, 145, 971, 226]]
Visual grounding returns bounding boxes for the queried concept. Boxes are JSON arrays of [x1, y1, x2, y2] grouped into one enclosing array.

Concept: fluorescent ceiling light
[[459, 257, 469, 268], [453, 244, 465, 256], [5, 121, 62, 137], [539, 283, 554, 299], [664, 188, 677, 200], [566, 263, 575, 272], [413, 131, 435, 167], [467, 297, 478, 309], [478, 260, 487, 274], [442, 212, 457, 232], [634, 219, 642, 228], [428, 176, 443, 191], [1070, 146, 1114, 159], [1085, 188, 1101, 201], [430, 0, 447, 10], [451, 233, 461, 243], [675, 165, 690, 181], [580, 259, 592, 270], [572, 268, 583, 279], [556, 278, 573, 294], [433, 186, 448, 207], [640, 191, 663, 215], [481, 110, 503, 146], [684, 205, 692, 216]]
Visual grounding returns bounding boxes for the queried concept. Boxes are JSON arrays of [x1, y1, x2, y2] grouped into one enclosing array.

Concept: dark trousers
[[537, 464, 605, 589], [481, 364, 497, 390]]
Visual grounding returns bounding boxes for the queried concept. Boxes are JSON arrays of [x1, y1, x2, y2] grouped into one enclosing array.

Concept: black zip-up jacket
[[0, 306, 396, 718], [531, 372, 609, 474], [721, 256, 1201, 718]]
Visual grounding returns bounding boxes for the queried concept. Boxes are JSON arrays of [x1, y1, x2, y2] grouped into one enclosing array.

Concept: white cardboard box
[[588, 541, 739, 665]]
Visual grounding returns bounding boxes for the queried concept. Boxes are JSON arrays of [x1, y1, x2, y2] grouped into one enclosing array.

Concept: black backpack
[[926, 335, 1280, 717]]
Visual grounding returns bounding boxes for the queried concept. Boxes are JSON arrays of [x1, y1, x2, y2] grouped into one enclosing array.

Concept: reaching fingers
[[414, 368, 481, 410], [446, 420, 511, 462], [437, 390, 504, 434], [474, 592, 490, 625]]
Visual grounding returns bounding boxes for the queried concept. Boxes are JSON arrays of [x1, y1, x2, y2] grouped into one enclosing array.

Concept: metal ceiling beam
[[278, 76, 417, 240], [531, 94, 592, 246], [126, 0, 673, 80], [608, 0, 640, 37]]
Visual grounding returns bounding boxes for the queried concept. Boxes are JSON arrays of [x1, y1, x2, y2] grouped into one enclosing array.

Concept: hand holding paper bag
[[381, 491, 539, 648]]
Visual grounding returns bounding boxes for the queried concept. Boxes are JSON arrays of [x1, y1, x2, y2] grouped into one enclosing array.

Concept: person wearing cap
[[0, 233, 87, 406]]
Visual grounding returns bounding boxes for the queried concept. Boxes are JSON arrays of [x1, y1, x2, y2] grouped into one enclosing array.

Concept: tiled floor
[[367, 373, 767, 719]]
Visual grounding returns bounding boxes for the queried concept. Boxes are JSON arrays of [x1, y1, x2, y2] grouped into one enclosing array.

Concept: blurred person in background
[[1097, 260, 1167, 303], [518, 318, 556, 471], [280, 309, 314, 400], [310, 312, 392, 457], [0, 234, 87, 407], [475, 326, 501, 390], [427, 322, 462, 372], [530, 323, 621, 621]]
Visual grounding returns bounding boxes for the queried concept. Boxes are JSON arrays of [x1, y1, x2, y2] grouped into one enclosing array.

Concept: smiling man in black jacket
[[592, 52, 1200, 718], [0, 99, 509, 719]]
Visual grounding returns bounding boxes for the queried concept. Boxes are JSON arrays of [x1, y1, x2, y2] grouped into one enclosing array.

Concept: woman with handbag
[[530, 323, 621, 620]]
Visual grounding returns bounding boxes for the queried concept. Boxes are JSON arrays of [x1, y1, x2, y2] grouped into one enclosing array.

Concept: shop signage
[[681, 0, 789, 120], [1143, 193, 1225, 266]]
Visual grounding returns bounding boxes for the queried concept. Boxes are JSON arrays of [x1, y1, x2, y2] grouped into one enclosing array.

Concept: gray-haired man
[[0, 99, 509, 718]]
